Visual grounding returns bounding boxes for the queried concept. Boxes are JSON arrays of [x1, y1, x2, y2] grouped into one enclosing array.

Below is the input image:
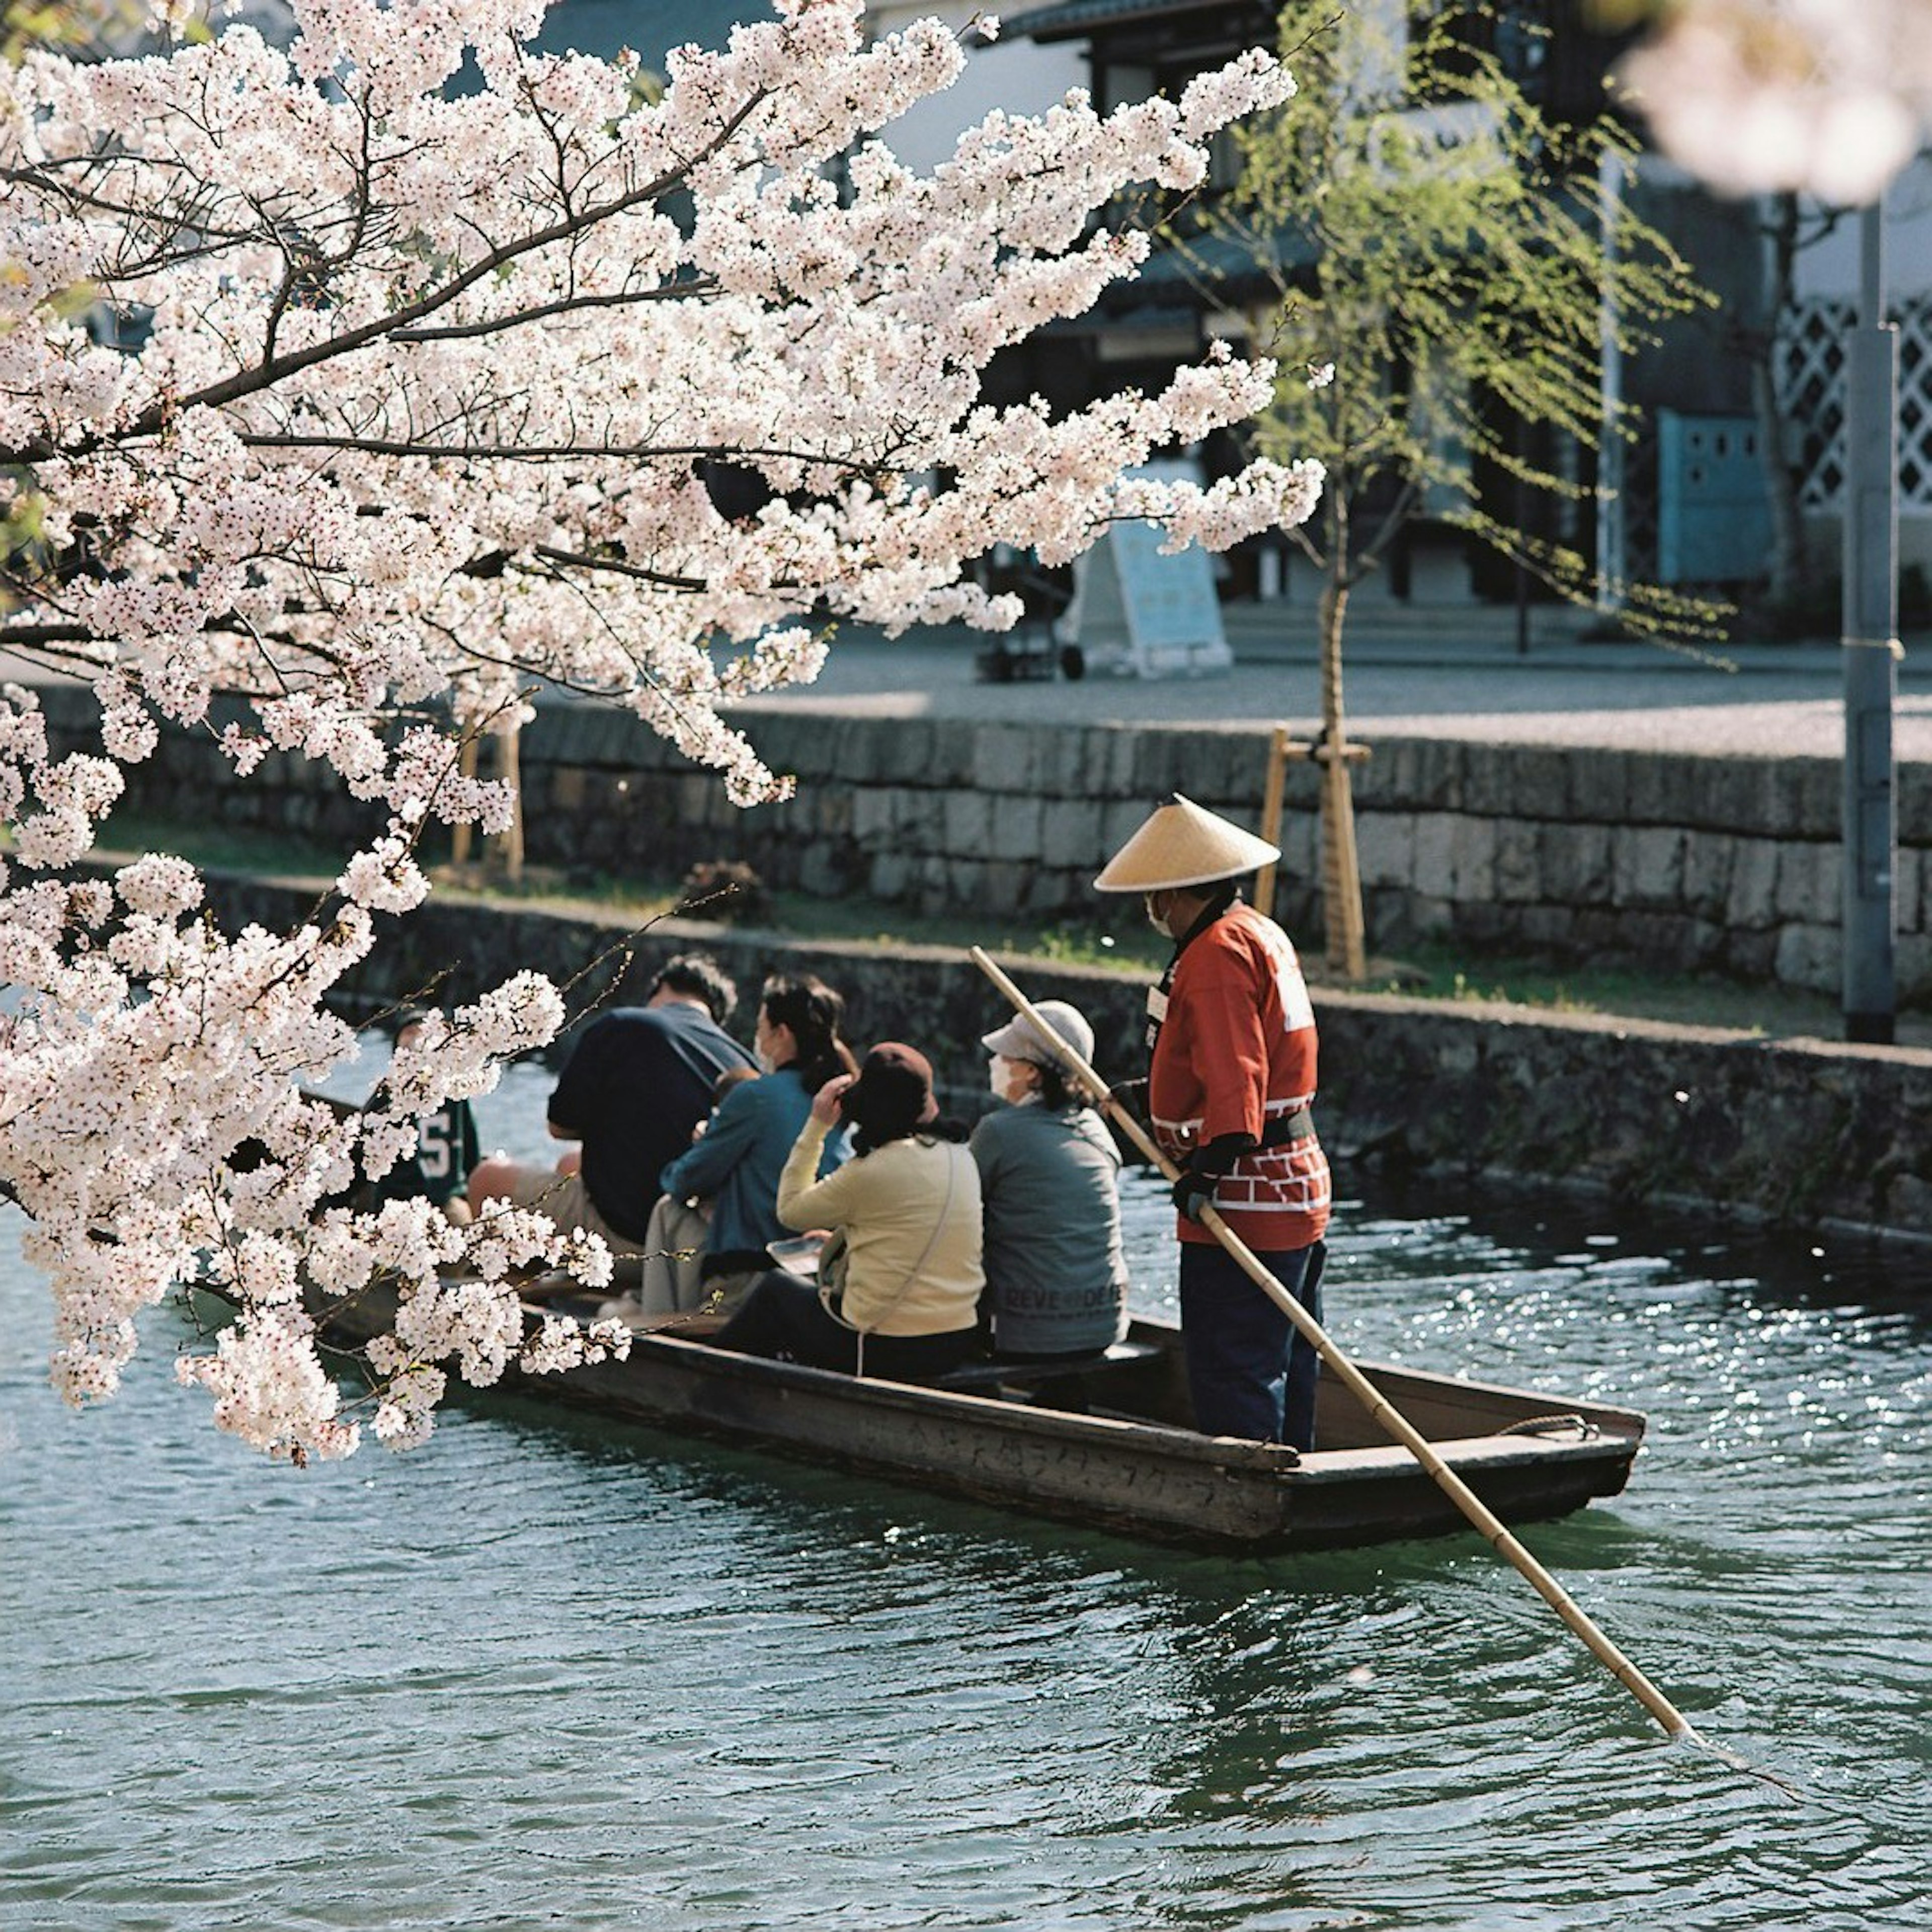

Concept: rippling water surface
[[4, 1057, 1930, 1930]]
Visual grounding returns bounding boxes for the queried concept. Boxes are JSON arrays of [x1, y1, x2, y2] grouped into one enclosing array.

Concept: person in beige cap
[[1095, 794, 1331, 1446]]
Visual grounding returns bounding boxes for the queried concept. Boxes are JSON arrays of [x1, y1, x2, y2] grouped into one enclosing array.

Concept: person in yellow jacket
[[1096, 794, 1332, 1447], [711, 1043, 984, 1381]]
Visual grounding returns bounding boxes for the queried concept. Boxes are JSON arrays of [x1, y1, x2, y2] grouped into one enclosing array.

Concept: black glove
[[1169, 1133, 1256, 1221]]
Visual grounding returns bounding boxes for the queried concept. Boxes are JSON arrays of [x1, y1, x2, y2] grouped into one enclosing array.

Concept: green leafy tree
[[1210, 1, 1715, 976], [3, 0, 154, 59]]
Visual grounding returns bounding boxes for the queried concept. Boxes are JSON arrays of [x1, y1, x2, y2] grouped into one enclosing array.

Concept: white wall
[[1792, 155, 1932, 300], [864, 4, 1087, 173]]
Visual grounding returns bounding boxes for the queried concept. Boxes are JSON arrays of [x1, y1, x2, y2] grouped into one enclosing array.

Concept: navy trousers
[[1177, 1239, 1326, 1448]]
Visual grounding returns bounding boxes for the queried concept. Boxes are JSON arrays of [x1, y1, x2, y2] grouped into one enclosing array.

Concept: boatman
[[1094, 794, 1331, 1448]]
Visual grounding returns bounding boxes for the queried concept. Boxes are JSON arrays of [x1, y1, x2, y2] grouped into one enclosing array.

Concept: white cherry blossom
[[1, 0, 1320, 1459]]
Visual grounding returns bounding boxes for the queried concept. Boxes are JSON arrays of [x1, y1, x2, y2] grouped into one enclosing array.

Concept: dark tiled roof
[[532, 0, 775, 66], [1003, 0, 1226, 43]]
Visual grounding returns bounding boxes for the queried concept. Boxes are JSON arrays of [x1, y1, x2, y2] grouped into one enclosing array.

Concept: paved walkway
[[749, 601, 1932, 762], [12, 596, 1927, 761]]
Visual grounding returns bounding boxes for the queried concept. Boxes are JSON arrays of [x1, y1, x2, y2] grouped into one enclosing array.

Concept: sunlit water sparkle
[[4, 1052, 1929, 1929]]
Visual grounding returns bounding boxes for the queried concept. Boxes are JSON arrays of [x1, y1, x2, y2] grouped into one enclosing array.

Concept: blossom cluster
[[0, 0, 1321, 1457], [1620, 0, 1932, 203]]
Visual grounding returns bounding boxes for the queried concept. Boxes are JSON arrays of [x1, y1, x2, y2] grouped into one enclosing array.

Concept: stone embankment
[[200, 875, 1932, 1246], [51, 681, 1932, 1000], [478, 704, 1932, 999]]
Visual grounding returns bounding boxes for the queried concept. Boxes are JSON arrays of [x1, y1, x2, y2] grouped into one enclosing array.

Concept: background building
[[196, 0, 1932, 617]]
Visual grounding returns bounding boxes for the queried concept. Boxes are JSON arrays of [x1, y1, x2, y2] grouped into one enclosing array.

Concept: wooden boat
[[317, 1284, 1646, 1551]]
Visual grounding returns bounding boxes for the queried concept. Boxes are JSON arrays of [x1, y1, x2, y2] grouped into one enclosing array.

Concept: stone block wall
[[193, 874, 1932, 1245], [42, 680, 1932, 997]]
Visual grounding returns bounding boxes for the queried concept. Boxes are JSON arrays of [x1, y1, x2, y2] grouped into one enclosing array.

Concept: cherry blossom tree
[[0, 0, 1322, 1459], [1618, 0, 1932, 204]]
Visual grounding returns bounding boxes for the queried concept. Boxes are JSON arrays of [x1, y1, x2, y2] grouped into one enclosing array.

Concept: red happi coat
[[1147, 901, 1331, 1253]]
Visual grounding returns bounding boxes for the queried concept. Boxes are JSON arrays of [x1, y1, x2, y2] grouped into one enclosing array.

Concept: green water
[[4, 1060, 1928, 1929]]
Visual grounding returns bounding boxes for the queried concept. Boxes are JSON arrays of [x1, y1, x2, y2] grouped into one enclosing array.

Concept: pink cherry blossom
[[1, 0, 1320, 1459], [1620, 0, 1932, 203]]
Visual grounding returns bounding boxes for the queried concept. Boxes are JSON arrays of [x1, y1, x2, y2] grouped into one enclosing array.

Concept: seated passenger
[[366, 1006, 480, 1225], [641, 976, 858, 1317], [632, 1064, 759, 1318], [712, 1043, 983, 1381], [465, 953, 752, 1256], [970, 1000, 1129, 1361]]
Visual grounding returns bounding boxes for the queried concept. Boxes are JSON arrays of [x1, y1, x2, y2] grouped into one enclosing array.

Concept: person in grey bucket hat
[[969, 997, 1129, 1362]]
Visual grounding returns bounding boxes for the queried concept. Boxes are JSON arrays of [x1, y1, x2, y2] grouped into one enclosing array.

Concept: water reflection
[[1356, 1171, 1932, 1327], [5, 1097, 1932, 1927]]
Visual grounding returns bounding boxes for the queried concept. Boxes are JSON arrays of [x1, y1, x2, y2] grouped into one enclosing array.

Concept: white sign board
[[1061, 463, 1233, 679]]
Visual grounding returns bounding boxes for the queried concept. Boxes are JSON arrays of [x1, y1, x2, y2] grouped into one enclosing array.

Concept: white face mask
[[1145, 893, 1173, 940], [989, 1054, 1038, 1105]]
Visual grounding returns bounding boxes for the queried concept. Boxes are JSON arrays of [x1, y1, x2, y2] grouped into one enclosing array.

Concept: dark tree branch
[[391, 280, 718, 341], [4, 87, 770, 467], [529, 542, 707, 592], [228, 435, 889, 473]]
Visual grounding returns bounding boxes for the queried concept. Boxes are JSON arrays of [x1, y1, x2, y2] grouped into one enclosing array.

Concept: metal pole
[[1842, 198, 1900, 1045], [1515, 454, 1532, 655], [1595, 148, 1627, 614]]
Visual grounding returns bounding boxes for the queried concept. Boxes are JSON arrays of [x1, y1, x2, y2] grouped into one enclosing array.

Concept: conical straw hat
[[1093, 793, 1281, 893]]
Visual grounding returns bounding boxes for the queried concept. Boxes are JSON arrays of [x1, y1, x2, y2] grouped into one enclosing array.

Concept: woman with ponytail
[[645, 975, 858, 1316]]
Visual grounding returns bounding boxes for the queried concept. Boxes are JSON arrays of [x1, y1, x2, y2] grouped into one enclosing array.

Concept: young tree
[[0, 0, 1323, 1459], [1210, 1, 1711, 977]]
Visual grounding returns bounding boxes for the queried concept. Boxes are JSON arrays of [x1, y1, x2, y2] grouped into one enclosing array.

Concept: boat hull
[[318, 1289, 1644, 1551], [540, 1333, 1641, 1550]]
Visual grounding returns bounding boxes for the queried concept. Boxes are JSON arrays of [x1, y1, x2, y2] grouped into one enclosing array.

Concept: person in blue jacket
[[646, 975, 858, 1316]]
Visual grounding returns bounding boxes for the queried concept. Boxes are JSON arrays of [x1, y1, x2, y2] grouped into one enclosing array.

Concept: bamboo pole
[[1257, 732, 1370, 956], [451, 735, 480, 869], [1321, 740, 1367, 980], [969, 945, 1695, 1742], [498, 720, 525, 884]]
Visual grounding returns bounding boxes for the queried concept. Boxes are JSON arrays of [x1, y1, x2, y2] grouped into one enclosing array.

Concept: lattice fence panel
[[1624, 415, 1660, 580], [1777, 295, 1932, 510]]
